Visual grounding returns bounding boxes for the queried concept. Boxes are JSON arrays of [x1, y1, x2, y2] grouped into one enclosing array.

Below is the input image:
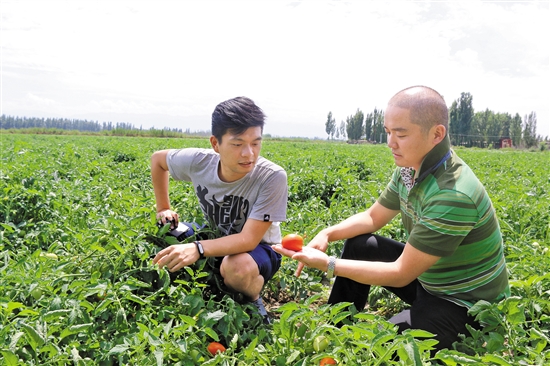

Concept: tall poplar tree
[[523, 112, 538, 148], [325, 111, 336, 139], [511, 113, 523, 147], [346, 109, 364, 140], [364, 107, 384, 142], [449, 92, 474, 146]]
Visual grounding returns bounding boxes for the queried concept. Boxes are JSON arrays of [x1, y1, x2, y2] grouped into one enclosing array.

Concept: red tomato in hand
[[319, 357, 337, 365], [207, 341, 226, 355], [281, 234, 303, 251]]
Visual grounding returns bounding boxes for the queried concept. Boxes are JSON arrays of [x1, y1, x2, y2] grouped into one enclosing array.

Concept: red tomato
[[319, 357, 337, 365], [281, 234, 303, 251], [207, 341, 226, 355]]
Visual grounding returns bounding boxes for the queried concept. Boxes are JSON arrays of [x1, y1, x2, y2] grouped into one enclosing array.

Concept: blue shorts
[[179, 222, 282, 282], [247, 242, 282, 282]]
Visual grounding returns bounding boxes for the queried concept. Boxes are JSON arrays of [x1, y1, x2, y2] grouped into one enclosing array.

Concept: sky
[[1, 0, 549, 139]]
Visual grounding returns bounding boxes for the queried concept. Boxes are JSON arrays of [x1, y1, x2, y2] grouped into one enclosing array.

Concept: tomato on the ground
[[319, 357, 337, 365], [207, 341, 226, 355]]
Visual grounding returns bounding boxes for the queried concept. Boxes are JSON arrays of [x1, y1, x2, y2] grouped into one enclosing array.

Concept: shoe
[[252, 297, 272, 324]]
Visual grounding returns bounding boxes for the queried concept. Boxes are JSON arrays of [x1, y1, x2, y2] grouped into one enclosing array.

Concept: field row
[[1, 134, 548, 365]]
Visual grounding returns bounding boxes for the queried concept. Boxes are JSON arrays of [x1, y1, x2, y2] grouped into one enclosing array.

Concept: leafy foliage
[[1, 134, 548, 364]]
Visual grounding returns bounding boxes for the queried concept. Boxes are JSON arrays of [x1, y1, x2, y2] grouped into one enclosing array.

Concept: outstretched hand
[[272, 244, 330, 276], [276, 231, 331, 277]]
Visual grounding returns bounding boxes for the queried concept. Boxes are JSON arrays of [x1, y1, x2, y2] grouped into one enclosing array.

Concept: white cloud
[[1, 0, 549, 138], [26, 93, 56, 106]]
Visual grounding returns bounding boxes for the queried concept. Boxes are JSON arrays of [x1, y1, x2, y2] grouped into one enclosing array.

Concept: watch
[[326, 256, 336, 279], [194, 241, 205, 259]]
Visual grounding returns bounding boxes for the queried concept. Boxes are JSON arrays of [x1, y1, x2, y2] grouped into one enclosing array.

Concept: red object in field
[[281, 234, 303, 251], [207, 341, 226, 355], [319, 357, 337, 365]]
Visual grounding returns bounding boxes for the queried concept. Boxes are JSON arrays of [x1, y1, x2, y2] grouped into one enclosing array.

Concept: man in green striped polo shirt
[[273, 85, 510, 352]]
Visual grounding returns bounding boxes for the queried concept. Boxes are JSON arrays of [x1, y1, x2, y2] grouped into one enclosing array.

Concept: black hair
[[211, 96, 265, 142]]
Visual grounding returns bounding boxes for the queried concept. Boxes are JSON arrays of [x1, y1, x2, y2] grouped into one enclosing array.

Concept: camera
[[158, 219, 193, 242]]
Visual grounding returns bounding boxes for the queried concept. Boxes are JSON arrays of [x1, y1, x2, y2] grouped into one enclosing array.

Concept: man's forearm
[[324, 211, 380, 242], [325, 202, 398, 243], [151, 151, 171, 212]]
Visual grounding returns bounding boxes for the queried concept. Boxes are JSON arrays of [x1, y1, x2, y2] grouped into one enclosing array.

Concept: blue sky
[[2, 0, 549, 138]]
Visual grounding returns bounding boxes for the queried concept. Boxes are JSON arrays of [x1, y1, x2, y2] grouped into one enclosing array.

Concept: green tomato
[[189, 349, 200, 362], [313, 335, 329, 353], [30, 287, 43, 300]]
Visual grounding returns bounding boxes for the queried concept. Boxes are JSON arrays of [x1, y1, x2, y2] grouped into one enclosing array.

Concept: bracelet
[[326, 256, 336, 279], [194, 241, 205, 259]]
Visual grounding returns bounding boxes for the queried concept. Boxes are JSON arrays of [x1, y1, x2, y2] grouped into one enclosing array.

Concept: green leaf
[[9, 331, 25, 350], [1, 351, 18, 366], [108, 344, 129, 355], [0, 223, 15, 232], [486, 332, 505, 353], [205, 310, 227, 322], [4, 302, 24, 316], [433, 349, 481, 364], [402, 338, 422, 366], [286, 349, 301, 364], [371, 330, 397, 348], [177, 314, 197, 327], [21, 322, 45, 350], [332, 311, 352, 325], [154, 349, 163, 366], [163, 319, 173, 338], [125, 293, 147, 305], [43, 309, 72, 321], [481, 353, 512, 365], [60, 323, 93, 340], [244, 336, 259, 358], [203, 327, 219, 341], [404, 329, 436, 338]]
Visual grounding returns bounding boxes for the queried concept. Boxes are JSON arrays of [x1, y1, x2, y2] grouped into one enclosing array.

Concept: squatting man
[[151, 96, 288, 323], [274, 85, 510, 351]]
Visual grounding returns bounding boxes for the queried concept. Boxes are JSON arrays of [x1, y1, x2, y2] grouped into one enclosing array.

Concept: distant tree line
[[1, 115, 134, 132], [325, 92, 545, 148], [0, 115, 211, 137]]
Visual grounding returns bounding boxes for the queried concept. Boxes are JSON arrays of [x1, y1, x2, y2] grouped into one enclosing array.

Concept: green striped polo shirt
[[378, 135, 510, 308]]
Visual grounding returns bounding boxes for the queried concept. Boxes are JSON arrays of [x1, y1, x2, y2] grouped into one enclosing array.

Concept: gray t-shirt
[[166, 148, 288, 244]]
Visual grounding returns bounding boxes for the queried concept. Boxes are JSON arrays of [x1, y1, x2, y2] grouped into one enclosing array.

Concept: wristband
[[326, 256, 336, 279], [194, 241, 205, 259]]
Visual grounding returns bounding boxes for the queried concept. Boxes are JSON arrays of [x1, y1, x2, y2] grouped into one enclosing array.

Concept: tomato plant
[[282, 233, 303, 251], [1, 134, 549, 365]]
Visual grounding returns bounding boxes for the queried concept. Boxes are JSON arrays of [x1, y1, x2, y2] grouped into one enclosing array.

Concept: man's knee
[[342, 234, 405, 263], [220, 254, 259, 284]]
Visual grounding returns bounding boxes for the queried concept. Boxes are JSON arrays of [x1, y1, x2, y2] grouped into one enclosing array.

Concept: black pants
[[327, 234, 479, 351]]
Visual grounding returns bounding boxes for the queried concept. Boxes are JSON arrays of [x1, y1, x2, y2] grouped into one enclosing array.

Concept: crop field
[[1, 133, 549, 365]]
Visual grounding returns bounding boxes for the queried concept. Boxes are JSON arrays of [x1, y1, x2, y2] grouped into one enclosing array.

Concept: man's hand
[[156, 209, 180, 229], [152, 243, 199, 272], [272, 244, 330, 274], [291, 231, 330, 277]]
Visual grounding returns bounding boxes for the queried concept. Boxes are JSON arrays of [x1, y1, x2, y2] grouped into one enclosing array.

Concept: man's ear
[[433, 124, 446, 144], [210, 136, 219, 153]]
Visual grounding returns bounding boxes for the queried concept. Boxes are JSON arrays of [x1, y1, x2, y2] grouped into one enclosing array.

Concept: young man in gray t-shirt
[[151, 97, 288, 322]]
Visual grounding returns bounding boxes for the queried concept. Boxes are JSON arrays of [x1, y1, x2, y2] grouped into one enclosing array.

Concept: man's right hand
[[156, 209, 180, 229]]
